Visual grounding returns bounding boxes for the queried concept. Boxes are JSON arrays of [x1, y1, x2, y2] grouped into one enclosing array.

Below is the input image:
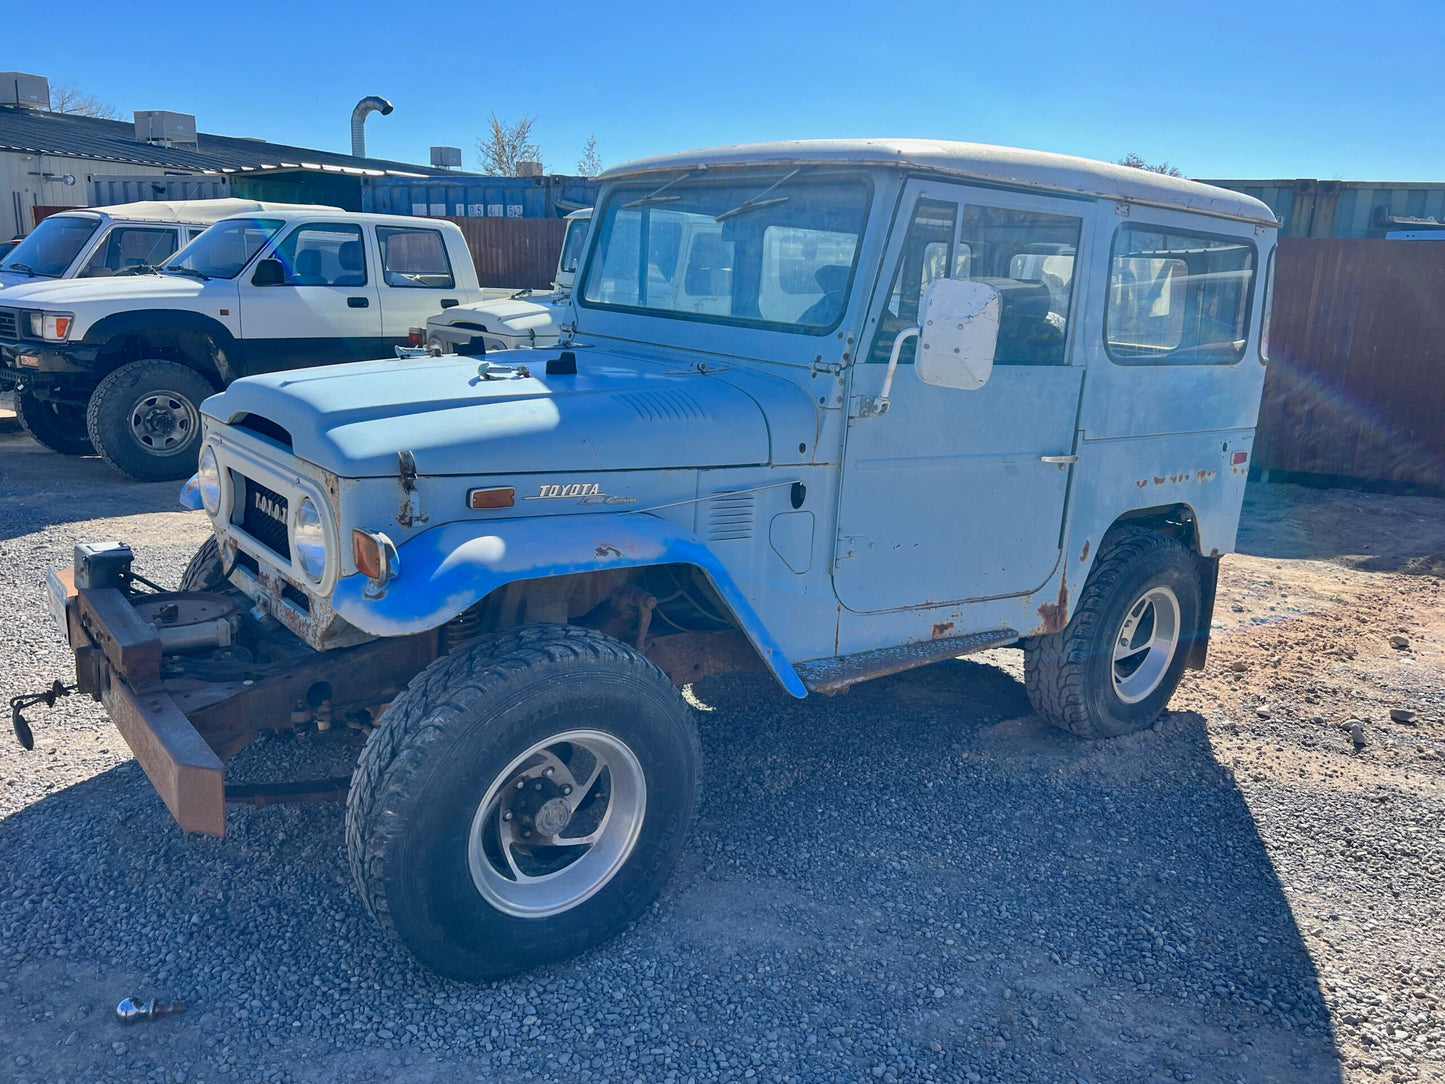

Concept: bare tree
[[49, 82, 118, 119], [476, 114, 542, 176], [577, 134, 603, 178], [1118, 152, 1182, 178]]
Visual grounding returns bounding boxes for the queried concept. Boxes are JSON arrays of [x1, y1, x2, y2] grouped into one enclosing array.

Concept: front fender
[[330, 513, 807, 698]]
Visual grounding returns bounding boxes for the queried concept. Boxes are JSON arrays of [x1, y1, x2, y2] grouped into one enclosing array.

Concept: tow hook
[[9, 680, 76, 751]]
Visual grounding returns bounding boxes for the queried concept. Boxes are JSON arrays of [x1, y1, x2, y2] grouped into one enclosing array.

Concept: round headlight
[[197, 446, 222, 516], [292, 497, 327, 582]]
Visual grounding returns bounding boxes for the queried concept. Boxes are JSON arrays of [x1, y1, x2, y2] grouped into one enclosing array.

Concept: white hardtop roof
[[211, 208, 463, 228], [601, 139, 1278, 227], [58, 199, 339, 226], [566, 207, 593, 220]]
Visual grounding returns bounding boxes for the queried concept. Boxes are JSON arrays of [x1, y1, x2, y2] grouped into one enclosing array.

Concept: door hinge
[[810, 354, 846, 377]]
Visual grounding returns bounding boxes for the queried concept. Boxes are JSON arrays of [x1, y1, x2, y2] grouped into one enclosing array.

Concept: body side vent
[[707, 492, 756, 542]]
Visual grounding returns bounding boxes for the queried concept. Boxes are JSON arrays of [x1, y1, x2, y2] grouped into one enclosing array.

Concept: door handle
[[1040, 455, 1078, 465], [347, 297, 369, 308], [440, 298, 459, 308]]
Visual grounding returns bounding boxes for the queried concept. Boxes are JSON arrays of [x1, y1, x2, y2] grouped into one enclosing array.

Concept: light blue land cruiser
[[33, 140, 1278, 979]]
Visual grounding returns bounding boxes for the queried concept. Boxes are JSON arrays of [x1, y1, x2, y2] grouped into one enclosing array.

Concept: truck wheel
[[346, 624, 701, 980], [86, 359, 215, 482], [15, 390, 94, 455], [1024, 528, 1200, 739], [179, 536, 224, 591]]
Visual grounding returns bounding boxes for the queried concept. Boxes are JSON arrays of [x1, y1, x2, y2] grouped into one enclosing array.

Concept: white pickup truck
[[0, 199, 312, 290], [425, 208, 590, 354], [0, 209, 483, 479]]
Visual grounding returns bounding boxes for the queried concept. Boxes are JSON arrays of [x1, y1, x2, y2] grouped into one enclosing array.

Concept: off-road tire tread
[[179, 536, 223, 591], [86, 359, 214, 481], [345, 623, 701, 946], [15, 391, 93, 455], [1024, 527, 1189, 739]]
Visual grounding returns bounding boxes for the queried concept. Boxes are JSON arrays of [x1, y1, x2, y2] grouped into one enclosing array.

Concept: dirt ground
[[1, 408, 1443, 1082]]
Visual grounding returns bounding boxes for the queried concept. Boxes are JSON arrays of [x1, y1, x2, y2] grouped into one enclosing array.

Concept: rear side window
[[1106, 226, 1257, 364], [377, 227, 454, 289]]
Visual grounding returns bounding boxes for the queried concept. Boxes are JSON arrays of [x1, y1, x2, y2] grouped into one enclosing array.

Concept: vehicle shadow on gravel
[[0, 432, 195, 543], [0, 658, 1344, 1083]]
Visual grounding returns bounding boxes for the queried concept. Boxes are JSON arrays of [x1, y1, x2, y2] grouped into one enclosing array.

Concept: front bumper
[[1, 341, 99, 394], [50, 564, 437, 836]]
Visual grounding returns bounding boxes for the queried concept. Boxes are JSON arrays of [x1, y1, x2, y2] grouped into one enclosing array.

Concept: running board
[[796, 628, 1018, 695]]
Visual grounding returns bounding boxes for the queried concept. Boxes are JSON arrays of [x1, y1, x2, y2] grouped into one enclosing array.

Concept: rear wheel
[[1024, 528, 1201, 738], [87, 359, 215, 482], [15, 389, 93, 455], [346, 624, 701, 980]]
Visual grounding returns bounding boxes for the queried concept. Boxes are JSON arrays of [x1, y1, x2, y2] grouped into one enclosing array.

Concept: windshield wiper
[[3, 262, 47, 278], [118, 263, 163, 276], [623, 170, 696, 209], [715, 168, 802, 223], [162, 265, 210, 281]]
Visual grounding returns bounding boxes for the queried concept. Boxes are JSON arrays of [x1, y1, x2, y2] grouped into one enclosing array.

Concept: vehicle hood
[[0, 270, 60, 290], [0, 273, 206, 306], [205, 348, 794, 478], [439, 294, 569, 333]]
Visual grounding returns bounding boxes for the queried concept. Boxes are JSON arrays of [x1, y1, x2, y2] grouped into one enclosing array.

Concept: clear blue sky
[[7, 0, 1443, 181]]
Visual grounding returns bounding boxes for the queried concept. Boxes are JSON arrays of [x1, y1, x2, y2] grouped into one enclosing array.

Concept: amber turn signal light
[[353, 529, 391, 582], [467, 487, 515, 510]]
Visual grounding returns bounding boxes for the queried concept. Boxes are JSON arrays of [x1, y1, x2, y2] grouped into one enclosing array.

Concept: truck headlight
[[27, 312, 74, 341], [197, 447, 222, 516], [292, 497, 327, 582]]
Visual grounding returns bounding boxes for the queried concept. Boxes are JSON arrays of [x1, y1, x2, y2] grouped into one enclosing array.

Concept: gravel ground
[[1, 420, 1442, 1084]]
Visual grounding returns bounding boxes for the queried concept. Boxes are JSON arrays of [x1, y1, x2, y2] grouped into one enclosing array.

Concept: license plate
[[17, 354, 40, 368], [45, 567, 71, 646]]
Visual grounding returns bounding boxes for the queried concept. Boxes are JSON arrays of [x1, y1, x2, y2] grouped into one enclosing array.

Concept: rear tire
[[15, 390, 93, 455], [179, 536, 224, 591], [86, 359, 215, 482], [346, 624, 701, 980], [1024, 528, 1201, 738]]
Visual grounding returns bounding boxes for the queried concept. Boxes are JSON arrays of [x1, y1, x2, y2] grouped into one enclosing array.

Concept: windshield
[[579, 173, 870, 333], [1, 214, 101, 277], [164, 217, 285, 279], [558, 216, 590, 276]]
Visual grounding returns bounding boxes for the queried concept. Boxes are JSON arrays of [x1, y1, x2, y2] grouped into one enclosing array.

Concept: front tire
[[1024, 528, 1201, 738], [179, 536, 225, 591], [15, 390, 93, 455], [86, 359, 215, 482], [346, 624, 701, 980]]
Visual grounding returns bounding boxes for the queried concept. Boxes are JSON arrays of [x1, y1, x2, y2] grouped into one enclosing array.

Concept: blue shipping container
[[362, 175, 599, 219]]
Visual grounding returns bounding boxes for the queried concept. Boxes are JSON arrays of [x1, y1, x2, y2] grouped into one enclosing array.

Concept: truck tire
[[86, 359, 215, 482], [346, 624, 701, 980], [1023, 528, 1200, 739], [179, 536, 224, 591], [15, 390, 94, 456]]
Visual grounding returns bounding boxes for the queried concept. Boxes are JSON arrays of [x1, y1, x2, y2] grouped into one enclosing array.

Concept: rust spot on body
[[1153, 476, 1166, 486], [1079, 539, 1090, 562], [1036, 569, 1069, 633], [595, 543, 622, 558], [931, 621, 954, 639]]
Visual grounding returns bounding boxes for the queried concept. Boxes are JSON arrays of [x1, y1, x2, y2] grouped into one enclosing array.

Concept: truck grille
[[0, 309, 18, 340], [241, 478, 291, 561]]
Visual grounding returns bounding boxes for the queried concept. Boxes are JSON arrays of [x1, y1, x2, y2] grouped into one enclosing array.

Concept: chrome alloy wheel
[[127, 390, 200, 455], [1111, 585, 1182, 704], [467, 730, 646, 918]]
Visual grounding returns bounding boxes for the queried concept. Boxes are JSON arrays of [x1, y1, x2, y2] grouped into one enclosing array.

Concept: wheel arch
[[84, 310, 239, 387], [330, 515, 808, 698]]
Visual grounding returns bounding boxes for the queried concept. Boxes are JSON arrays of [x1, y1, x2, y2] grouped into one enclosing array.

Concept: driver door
[[832, 180, 1092, 615]]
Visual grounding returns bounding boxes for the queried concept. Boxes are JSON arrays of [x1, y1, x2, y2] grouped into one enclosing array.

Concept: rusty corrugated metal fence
[[445, 217, 568, 290], [1255, 238, 1445, 492]]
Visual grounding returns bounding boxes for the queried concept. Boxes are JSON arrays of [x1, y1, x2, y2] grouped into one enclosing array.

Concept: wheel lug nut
[[502, 811, 513, 821], [560, 785, 572, 796], [533, 780, 544, 791], [515, 779, 526, 790], [543, 767, 554, 777], [520, 828, 532, 839], [522, 815, 532, 824]]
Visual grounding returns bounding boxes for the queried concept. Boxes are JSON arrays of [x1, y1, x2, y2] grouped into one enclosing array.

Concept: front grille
[[240, 478, 291, 561], [0, 309, 18, 340]]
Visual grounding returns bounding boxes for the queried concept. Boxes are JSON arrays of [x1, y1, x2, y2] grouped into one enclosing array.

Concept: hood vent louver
[[617, 389, 711, 423], [232, 413, 293, 449]]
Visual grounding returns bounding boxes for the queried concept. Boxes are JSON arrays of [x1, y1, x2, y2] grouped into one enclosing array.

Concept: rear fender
[[330, 513, 807, 697]]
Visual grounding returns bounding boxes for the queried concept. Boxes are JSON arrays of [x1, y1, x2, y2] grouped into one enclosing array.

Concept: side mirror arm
[[860, 326, 918, 417]]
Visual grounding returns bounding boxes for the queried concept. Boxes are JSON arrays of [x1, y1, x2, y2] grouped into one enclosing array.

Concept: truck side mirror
[[915, 277, 1000, 391], [251, 258, 285, 287]]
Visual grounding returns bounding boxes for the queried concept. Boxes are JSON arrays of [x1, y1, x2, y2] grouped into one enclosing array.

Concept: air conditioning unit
[[517, 160, 543, 178], [134, 110, 198, 147], [0, 72, 50, 111], [430, 146, 462, 169]]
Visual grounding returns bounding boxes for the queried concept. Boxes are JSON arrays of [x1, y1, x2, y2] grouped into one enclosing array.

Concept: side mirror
[[251, 258, 284, 287], [914, 277, 1000, 391]]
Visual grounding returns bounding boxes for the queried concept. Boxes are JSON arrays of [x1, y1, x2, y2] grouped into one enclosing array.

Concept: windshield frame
[[576, 170, 874, 337], [0, 213, 103, 278], [162, 216, 287, 280]]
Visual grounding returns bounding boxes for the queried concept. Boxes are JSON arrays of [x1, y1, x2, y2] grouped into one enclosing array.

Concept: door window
[[868, 198, 957, 364], [271, 224, 367, 286], [376, 227, 454, 288], [80, 227, 178, 277]]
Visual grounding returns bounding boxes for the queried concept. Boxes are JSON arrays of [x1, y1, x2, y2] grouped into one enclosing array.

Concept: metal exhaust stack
[[350, 96, 393, 158]]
